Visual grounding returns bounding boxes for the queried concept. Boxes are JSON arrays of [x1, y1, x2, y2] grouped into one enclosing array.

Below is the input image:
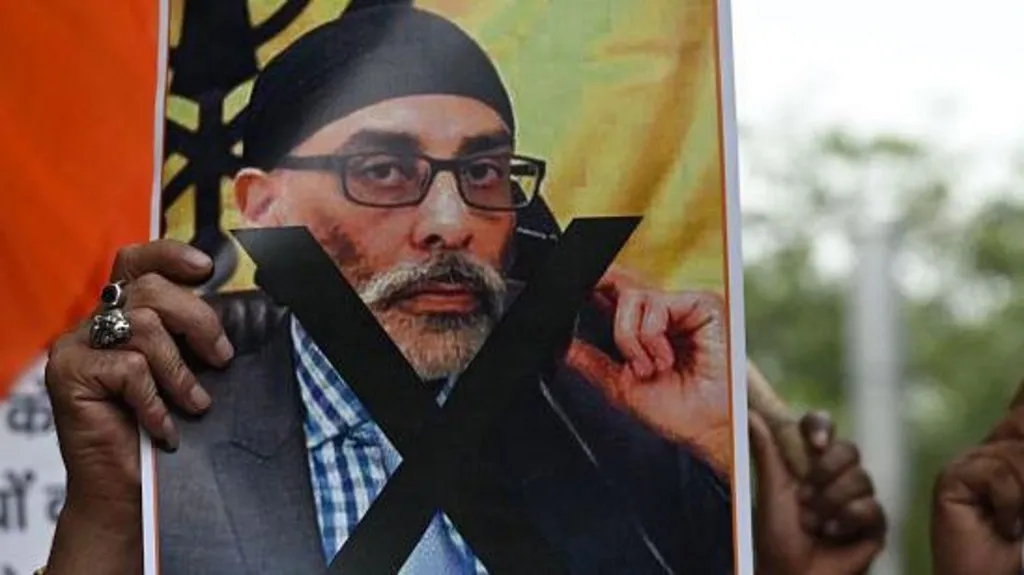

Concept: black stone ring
[[99, 280, 128, 310]]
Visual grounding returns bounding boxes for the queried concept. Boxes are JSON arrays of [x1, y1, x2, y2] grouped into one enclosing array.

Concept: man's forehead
[[294, 94, 512, 156], [336, 130, 512, 156]]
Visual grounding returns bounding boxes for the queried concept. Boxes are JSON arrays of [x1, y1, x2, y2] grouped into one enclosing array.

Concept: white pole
[[848, 177, 906, 575]]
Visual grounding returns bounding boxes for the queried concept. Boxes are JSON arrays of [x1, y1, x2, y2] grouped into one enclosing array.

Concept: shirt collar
[[291, 317, 372, 449], [290, 316, 457, 450]]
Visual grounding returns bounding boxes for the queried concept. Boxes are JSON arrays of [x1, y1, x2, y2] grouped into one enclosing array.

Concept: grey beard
[[354, 253, 506, 380], [370, 308, 497, 380]]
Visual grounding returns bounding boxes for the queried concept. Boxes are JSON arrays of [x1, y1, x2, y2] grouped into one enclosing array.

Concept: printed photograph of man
[[48, 3, 737, 574]]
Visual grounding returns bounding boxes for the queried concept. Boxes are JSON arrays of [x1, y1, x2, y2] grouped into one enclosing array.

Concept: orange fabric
[[0, 1, 158, 396]]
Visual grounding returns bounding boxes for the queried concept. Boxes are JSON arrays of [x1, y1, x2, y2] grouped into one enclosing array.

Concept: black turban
[[242, 1, 516, 170]]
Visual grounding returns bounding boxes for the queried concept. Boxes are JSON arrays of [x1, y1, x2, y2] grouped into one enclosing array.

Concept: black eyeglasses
[[276, 151, 547, 211]]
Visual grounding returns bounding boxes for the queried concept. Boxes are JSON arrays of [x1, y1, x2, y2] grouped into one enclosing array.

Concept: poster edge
[[712, 0, 756, 573], [141, 0, 170, 573]]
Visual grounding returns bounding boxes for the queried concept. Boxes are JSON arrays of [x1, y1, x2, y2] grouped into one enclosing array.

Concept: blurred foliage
[[741, 128, 1024, 573]]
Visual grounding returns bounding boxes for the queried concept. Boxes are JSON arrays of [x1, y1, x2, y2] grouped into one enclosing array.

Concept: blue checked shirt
[[291, 318, 489, 573]]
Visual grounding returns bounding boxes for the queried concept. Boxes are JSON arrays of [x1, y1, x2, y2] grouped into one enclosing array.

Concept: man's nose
[[411, 172, 473, 251]]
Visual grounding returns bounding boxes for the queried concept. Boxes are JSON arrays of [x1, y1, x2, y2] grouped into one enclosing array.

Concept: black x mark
[[234, 216, 639, 574]]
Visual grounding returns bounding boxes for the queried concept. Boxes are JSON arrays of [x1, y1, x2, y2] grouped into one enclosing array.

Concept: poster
[[143, 0, 752, 573]]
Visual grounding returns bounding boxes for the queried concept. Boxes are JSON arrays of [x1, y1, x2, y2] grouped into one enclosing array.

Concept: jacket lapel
[[211, 318, 327, 574], [489, 367, 684, 575]]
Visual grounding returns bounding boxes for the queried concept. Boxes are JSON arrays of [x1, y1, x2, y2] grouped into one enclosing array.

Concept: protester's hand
[[750, 410, 886, 575], [931, 404, 1024, 575], [565, 265, 731, 473], [43, 240, 232, 574]]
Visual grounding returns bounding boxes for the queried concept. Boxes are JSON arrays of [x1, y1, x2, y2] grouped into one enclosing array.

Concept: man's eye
[[464, 162, 505, 186], [356, 160, 414, 183], [365, 164, 398, 179]]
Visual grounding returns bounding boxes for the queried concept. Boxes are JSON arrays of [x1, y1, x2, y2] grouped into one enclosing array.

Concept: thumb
[[799, 410, 835, 454], [591, 265, 645, 313], [594, 264, 645, 294], [565, 338, 629, 400], [749, 410, 792, 496]]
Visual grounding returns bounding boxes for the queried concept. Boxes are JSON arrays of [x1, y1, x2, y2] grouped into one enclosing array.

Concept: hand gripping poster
[[142, 0, 753, 573]]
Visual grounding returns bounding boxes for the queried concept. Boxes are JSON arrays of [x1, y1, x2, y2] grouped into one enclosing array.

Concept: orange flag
[[0, 1, 158, 396]]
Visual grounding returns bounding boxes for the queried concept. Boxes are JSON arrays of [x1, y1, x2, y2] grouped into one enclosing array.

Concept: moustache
[[357, 253, 507, 316]]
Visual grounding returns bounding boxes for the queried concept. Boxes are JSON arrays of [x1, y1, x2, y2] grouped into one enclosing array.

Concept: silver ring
[[99, 280, 129, 310], [89, 308, 133, 349]]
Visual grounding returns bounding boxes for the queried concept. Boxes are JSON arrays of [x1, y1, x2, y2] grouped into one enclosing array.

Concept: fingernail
[[628, 363, 642, 380], [811, 429, 829, 449], [190, 385, 212, 411], [637, 361, 654, 379], [215, 334, 235, 363], [184, 248, 213, 269], [162, 415, 179, 452], [824, 520, 840, 537]]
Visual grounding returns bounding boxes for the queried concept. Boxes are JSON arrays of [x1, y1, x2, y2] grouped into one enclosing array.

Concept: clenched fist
[[565, 265, 732, 475], [751, 410, 886, 575], [932, 400, 1024, 575]]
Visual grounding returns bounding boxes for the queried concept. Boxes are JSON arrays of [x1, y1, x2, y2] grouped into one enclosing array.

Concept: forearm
[[46, 497, 142, 575]]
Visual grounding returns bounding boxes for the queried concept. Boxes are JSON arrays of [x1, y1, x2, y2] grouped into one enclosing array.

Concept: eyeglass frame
[[274, 150, 547, 212]]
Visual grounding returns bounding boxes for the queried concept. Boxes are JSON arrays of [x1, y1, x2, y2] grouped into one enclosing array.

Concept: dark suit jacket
[[156, 291, 735, 574]]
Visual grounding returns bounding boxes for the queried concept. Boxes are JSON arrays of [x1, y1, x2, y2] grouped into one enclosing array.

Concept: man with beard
[[39, 3, 885, 574]]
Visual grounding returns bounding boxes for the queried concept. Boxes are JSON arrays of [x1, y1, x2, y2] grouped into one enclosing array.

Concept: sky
[[731, 0, 1024, 213], [729, 0, 1024, 281]]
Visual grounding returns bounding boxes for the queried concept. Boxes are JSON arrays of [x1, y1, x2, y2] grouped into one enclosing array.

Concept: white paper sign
[[0, 357, 65, 575]]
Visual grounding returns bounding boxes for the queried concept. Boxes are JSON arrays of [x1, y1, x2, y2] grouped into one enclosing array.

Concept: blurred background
[[3, 1, 1024, 574], [734, 0, 1024, 572]]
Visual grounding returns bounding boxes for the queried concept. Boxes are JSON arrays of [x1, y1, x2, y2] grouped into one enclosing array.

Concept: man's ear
[[234, 167, 281, 224]]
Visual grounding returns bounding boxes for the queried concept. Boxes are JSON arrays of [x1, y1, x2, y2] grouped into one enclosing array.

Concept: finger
[[45, 332, 101, 408], [799, 410, 835, 453], [984, 443, 1024, 539], [128, 273, 233, 367], [82, 349, 180, 451], [110, 239, 213, 284], [593, 265, 645, 297], [748, 410, 791, 496], [565, 339, 627, 402], [121, 307, 212, 415], [807, 439, 860, 487], [590, 275, 621, 315], [591, 290, 616, 315], [638, 301, 675, 373], [819, 496, 887, 542], [803, 465, 875, 519], [1009, 376, 1024, 410], [613, 291, 654, 379], [667, 291, 724, 332], [983, 459, 1024, 540], [747, 365, 812, 477], [943, 450, 1024, 541]]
